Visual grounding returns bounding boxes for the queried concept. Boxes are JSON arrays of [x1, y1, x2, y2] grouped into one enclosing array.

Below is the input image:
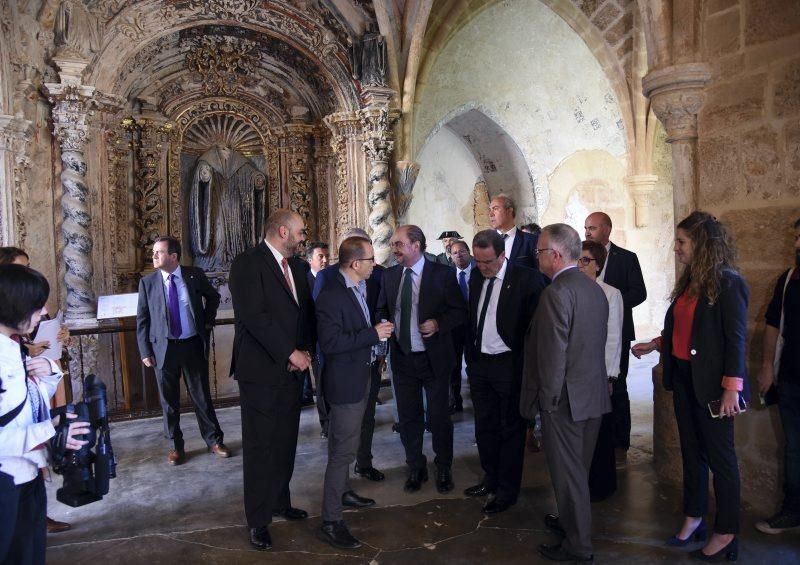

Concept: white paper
[[97, 293, 139, 319], [33, 310, 63, 361]]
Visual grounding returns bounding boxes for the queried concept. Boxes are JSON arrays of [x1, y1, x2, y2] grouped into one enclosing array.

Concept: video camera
[[51, 374, 117, 507]]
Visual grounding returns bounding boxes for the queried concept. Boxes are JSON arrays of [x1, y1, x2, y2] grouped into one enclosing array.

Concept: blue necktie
[[168, 274, 183, 338], [458, 270, 468, 301]]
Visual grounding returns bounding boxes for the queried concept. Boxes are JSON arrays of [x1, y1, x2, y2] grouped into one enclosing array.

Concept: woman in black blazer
[[633, 211, 749, 562]]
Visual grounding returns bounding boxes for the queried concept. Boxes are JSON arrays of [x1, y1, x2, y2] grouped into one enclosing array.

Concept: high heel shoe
[[690, 537, 738, 562], [666, 519, 708, 546]]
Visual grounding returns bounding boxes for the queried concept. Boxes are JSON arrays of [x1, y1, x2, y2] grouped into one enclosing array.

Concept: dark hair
[[399, 225, 427, 252], [338, 237, 369, 264], [794, 218, 800, 230], [305, 241, 329, 257], [449, 240, 470, 255], [0, 264, 50, 331], [672, 211, 737, 303], [520, 223, 541, 235], [582, 240, 607, 274], [155, 236, 182, 260], [0, 246, 29, 265], [472, 229, 504, 257]]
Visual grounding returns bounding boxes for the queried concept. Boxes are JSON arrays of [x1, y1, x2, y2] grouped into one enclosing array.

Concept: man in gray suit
[[136, 236, 229, 465], [521, 224, 610, 562]]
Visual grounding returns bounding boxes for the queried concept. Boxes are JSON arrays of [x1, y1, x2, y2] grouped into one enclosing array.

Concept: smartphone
[[708, 396, 747, 418]]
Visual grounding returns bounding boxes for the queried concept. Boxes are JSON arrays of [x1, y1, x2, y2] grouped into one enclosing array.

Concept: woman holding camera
[[0, 264, 88, 565], [633, 212, 749, 562]]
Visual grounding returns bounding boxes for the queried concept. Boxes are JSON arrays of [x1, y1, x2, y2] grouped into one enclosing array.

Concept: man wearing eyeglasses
[[376, 225, 467, 494], [315, 237, 394, 549]]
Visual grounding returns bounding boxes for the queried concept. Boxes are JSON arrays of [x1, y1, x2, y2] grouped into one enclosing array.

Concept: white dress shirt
[[0, 334, 63, 485], [598, 280, 623, 378], [394, 255, 426, 352], [265, 239, 298, 303], [476, 259, 511, 354], [497, 226, 517, 258], [160, 265, 198, 339], [598, 241, 612, 282]]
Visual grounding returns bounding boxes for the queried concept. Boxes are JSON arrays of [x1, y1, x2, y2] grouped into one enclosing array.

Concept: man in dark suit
[[376, 225, 467, 493], [136, 236, 228, 465], [303, 242, 329, 412], [313, 228, 387, 481], [464, 230, 546, 514], [584, 212, 647, 463], [449, 239, 473, 413], [489, 193, 538, 270], [521, 223, 611, 562], [315, 237, 394, 549], [435, 231, 462, 266], [229, 209, 316, 551]]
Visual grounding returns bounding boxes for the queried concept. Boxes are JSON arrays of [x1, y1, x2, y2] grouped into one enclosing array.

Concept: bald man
[[584, 212, 646, 464]]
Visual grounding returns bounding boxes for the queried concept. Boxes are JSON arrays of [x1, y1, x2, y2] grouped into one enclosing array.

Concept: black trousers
[[467, 352, 526, 503], [672, 358, 740, 534], [450, 326, 466, 407], [312, 360, 329, 433], [239, 374, 303, 527], [0, 474, 46, 565], [392, 349, 453, 470], [610, 345, 631, 450], [356, 360, 382, 468], [155, 335, 223, 450], [588, 411, 616, 500]]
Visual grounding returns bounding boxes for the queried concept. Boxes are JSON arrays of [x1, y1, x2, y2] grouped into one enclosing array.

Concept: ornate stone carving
[[625, 174, 659, 228], [185, 35, 258, 96], [106, 125, 133, 264], [187, 0, 261, 19], [323, 111, 362, 237], [283, 124, 316, 235], [0, 115, 34, 246], [642, 63, 711, 143], [313, 127, 333, 243], [266, 139, 281, 212], [394, 160, 420, 222]]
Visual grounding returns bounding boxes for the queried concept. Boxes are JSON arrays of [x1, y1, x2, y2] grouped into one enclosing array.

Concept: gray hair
[[543, 223, 581, 261], [492, 193, 516, 218]]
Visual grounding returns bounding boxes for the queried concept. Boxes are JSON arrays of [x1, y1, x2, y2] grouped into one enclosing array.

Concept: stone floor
[[46, 354, 800, 564]]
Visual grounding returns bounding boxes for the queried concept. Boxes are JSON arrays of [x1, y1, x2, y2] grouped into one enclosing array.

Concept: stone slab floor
[[46, 354, 800, 564]]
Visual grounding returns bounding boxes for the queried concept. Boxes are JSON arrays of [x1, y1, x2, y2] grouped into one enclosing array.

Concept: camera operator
[[0, 264, 89, 565]]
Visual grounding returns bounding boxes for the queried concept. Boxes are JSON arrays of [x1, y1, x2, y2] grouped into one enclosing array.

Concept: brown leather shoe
[[47, 516, 71, 533], [167, 449, 185, 465], [211, 443, 231, 458]]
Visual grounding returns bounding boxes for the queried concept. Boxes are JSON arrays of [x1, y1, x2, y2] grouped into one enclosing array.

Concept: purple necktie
[[168, 274, 183, 338]]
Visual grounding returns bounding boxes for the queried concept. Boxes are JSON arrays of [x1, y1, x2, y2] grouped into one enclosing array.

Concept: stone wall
[[697, 0, 800, 514]]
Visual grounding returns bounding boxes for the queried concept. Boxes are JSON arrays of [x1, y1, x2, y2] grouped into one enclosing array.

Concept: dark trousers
[[672, 358, 740, 534], [356, 360, 382, 468], [312, 360, 329, 433], [392, 349, 453, 470], [155, 335, 223, 450], [778, 380, 800, 513], [450, 327, 466, 408], [0, 474, 46, 565], [239, 374, 303, 527], [322, 379, 370, 522], [467, 352, 526, 503], [610, 346, 631, 450], [588, 411, 616, 500]]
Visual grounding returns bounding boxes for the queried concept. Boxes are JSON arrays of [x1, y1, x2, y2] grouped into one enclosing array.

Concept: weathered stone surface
[[720, 206, 800, 269], [744, 0, 800, 46], [698, 133, 743, 205], [741, 125, 784, 199], [616, 36, 633, 59], [708, 0, 739, 14], [786, 119, 800, 192], [700, 73, 766, 133], [773, 57, 800, 118], [591, 2, 622, 31], [705, 8, 741, 57], [711, 53, 746, 81], [744, 34, 800, 71], [574, 0, 602, 19], [604, 8, 633, 46]]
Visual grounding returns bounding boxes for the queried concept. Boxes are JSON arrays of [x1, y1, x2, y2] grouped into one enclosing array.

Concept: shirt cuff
[[721, 376, 744, 392]]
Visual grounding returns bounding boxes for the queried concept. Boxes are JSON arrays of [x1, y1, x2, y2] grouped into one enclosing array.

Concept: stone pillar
[[0, 115, 34, 246], [360, 88, 401, 266], [625, 174, 659, 227], [323, 111, 364, 243], [282, 123, 316, 236], [313, 126, 334, 245]]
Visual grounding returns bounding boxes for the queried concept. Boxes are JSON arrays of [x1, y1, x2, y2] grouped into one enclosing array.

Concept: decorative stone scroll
[[323, 111, 362, 238], [282, 124, 316, 234], [0, 115, 34, 246]]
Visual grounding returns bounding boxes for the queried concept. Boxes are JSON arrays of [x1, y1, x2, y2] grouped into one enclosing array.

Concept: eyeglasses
[[389, 241, 410, 249], [535, 248, 555, 257], [357, 256, 375, 263], [577, 257, 596, 265]]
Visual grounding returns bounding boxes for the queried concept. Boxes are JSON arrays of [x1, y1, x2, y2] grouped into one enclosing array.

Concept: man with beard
[[229, 209, 315, 551]]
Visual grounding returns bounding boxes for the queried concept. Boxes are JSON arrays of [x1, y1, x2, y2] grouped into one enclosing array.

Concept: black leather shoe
[[318, 520, 361, 549], [272, 507, 308, 521], [404, 467, 428, 492], [544, 513, 566, 536], [483, 498, 514, 514], [354, 464, 385, 481], [689, 537, 738, 562], [539, 542, 593, 562], [436, 466, 454, 493], [342, 490, 375, 508], [464, 481, 494, 497], [249, 526, 272, 550]]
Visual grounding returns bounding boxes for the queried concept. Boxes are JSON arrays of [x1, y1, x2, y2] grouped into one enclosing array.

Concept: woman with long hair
[[633, 211, 749, 562]]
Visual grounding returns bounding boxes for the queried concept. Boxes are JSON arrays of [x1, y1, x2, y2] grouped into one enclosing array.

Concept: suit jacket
[[315, 271, 380, 404], [465, 260, 547, 374], [228, 241, 315, 382], [436, 252, 453, 266], [376, 258, 467, 378], [314, 263, 384, 321], [509, 230, 539, 270], [602, 242, 646, 343], [306, 270, 316, 295], [136, 265, 220, 369], [661, 269, 750, 405], [521, 267, 611, 422]]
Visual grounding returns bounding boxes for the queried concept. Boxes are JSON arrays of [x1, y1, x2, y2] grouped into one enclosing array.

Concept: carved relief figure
[[53, 0, 102, 58], [188, 146, 266, 271]]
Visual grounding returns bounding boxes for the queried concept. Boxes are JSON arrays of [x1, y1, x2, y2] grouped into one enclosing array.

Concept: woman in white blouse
[[578, 240, 624, 501], [0, 264, 87, 564]]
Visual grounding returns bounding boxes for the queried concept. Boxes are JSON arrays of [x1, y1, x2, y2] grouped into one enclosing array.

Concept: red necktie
[[281, 258, 295, 298]]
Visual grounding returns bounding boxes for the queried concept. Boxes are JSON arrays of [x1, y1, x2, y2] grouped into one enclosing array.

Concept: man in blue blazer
[[489, 193, 539, 270], [315, 237, 394, 549]]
